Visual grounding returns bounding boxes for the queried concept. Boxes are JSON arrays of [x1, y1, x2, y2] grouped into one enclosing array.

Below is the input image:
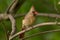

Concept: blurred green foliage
[[0, 0, 60, 40]]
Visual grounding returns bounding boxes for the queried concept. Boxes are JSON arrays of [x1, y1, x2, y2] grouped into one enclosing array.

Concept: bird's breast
[[22, 16, 35, 26]]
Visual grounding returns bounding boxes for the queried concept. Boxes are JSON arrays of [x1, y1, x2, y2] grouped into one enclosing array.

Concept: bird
[[19, 6, 38, 40]]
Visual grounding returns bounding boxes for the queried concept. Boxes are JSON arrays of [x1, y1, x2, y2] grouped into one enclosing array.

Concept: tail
[[19, 26, 26, 40]]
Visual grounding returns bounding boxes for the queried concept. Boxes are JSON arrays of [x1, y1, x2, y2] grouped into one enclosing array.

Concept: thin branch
[[6, 0, 26, 14], [9, 22, 60, 40], [0, 14, 16, 38], [14, 13, 60, 18], [23, 29, 60, 40], [8, 14, 16, 38], [0, 13, 60, 20], [0, 13, 60, 40], [0, 13, 8, 20], [13, 0, 26, 13], [0, 14, 16, 40], [37, 13, 60, 18], [6, 0, 18, 13]]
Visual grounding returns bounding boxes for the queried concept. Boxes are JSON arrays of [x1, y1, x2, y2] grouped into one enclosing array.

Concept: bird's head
[[32, 11, 38, 16], [29, 6, 38, 16]]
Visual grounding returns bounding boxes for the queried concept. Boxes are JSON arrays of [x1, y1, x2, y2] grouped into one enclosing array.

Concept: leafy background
[[0, 0, 60, 40]]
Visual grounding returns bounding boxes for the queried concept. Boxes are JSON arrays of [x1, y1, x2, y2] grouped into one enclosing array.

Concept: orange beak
[[34, 11, 38, 15]]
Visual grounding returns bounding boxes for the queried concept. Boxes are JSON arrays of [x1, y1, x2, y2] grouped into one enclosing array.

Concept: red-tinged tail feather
[[19, 26, 26, 40]]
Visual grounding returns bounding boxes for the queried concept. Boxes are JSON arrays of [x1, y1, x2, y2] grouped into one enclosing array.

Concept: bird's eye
[[32, 11, 35, 13], [32, 11, 38, 16]]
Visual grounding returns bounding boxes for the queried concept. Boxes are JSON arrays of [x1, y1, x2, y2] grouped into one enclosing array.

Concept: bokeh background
[[0, 0, 60, 40]]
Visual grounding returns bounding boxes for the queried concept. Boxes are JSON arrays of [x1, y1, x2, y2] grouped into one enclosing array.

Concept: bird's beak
[[34, 11, 38, 15]]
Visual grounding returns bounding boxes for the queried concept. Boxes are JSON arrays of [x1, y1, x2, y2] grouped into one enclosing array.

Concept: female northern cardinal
[[19, 6, 38, 40]]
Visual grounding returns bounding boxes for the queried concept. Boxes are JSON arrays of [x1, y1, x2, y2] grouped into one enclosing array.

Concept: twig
[[6, 0, 26, 14], [5, 0, 18, 39], [0, 14, 16, 40], [23, 29, 60, 40], [14, 13, 60, 18], [13, 0, 26, 13], [6, 0, 18, 13], [0, 14, 16, 39], [0, 13, 8, 20], [0, 0, 25, 40], [37, 13, 60, 18], [9, 22, 60, 40], [0, 13, 60, 20], [8, 14, 16, 38]]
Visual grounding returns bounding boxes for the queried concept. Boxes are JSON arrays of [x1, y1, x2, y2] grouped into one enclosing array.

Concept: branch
[[13, 0, 26, 13], [6, 0, 26, 13], [23, 29, 60, 40], [9, 22, 60, 40], [0, 13, 8, 20], [0, 13, 16, 38], [6, 0, 19, 13], [6, 0, 26, 14], [8, 14, 16, 38], [0, 13, 60, 20], [37, 13, 60, 18], [14, 13, 60, 18], [0, 13, 60, 39]]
